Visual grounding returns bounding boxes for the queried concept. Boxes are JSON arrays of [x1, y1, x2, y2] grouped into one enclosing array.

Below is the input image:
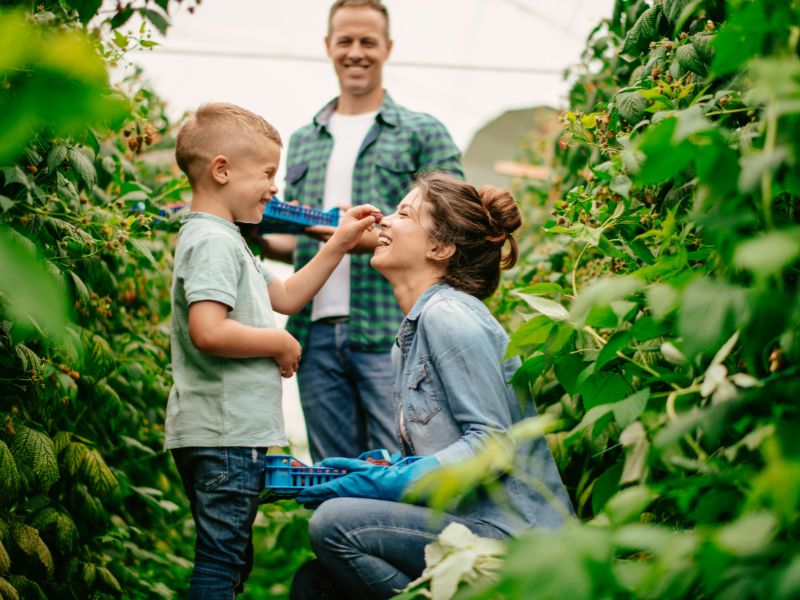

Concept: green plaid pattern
[[284, 93, 464, 352]]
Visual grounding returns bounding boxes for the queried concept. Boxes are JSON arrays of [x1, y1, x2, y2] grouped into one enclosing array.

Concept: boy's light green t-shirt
[[165, 212, 288, 449]]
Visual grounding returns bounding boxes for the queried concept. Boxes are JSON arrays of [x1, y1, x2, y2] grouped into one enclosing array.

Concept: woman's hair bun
[[478, 185, 522, 243]]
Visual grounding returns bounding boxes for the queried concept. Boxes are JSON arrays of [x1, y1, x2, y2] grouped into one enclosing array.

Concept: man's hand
[[303, 225, 335, 243]]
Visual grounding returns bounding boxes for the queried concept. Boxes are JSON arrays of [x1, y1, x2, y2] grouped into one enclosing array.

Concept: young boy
[[165, 102, 380, 598]]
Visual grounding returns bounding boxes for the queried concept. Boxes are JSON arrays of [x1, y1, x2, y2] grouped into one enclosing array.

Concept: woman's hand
[[294, 455, 439, 508]]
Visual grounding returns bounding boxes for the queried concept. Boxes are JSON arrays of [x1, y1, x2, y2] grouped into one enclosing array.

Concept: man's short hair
[[175, 102, 282, 183], [327, 0, 390, 38]]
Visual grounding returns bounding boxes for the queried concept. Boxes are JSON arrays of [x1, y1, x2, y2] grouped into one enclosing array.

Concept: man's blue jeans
[[172, 446, 266, 599], [289, 498, 508, 599], [297, 321, 398, 461]]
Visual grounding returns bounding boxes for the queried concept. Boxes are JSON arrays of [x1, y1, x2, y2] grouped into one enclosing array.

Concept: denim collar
[[181, 211, 239, 233], [396, 283, 450, 353], [312, 90, 400, 131]]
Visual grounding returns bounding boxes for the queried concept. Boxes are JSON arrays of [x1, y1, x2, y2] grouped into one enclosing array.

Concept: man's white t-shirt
[[311, 110, 378, 322]]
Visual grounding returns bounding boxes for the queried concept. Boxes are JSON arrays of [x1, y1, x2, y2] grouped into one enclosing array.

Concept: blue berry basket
[[262, 453, 424, 501], [262, 455, 348, 499], [258, 196, 340, 234]]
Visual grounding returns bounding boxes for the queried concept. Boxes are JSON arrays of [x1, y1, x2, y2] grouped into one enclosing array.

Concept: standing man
[[260, 0, 464, 462]]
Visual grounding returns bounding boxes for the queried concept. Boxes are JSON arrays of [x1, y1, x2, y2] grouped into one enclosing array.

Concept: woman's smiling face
[[371, 188, 434, 275]]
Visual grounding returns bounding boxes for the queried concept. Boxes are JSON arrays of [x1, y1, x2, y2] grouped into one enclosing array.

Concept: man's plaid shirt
[[284, 93, 464, 352]]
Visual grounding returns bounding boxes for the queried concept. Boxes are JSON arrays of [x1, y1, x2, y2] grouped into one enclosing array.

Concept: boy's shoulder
[[176, 215, 242, 254]]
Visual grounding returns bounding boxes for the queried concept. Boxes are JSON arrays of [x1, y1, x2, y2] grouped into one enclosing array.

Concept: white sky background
[[120, 0, 614, 157], [118, 0, 615, 458]]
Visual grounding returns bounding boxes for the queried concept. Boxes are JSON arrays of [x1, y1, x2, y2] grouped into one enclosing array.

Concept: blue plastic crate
[[258, 196, 340, 234], [262, 455, 348, 498], [262, 454, 423, 500]]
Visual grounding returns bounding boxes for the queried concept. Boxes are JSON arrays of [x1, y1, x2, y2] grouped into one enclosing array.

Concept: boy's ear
[[210, 155, 230, 184], [426, 240, 455, 263]]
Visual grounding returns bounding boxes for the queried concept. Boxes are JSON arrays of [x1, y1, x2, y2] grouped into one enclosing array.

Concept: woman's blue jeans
[[172, 446, 266, 599], [289, 498, 508, 600]]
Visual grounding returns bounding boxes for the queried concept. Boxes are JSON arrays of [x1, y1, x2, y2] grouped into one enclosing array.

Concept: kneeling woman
[[291, 172, 574, 599]]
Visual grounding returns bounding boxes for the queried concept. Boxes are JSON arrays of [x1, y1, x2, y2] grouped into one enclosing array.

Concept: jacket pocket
[[406, 358, 442, 424]]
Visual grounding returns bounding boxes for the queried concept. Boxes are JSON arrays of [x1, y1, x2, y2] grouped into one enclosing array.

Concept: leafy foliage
[[0, 1, 209, 598], [429, 0, 800, 597]]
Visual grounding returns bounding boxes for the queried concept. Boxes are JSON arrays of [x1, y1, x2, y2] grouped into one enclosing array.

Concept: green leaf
[[734, 229, 800, 279], [636, 119, 692, 184], [67, 146, 96, 188], [11, 523, 53, 578], [678, 277, 748, 359], [739, 146, 791, 192], [579, 372, 630, 411], [714, 512, 777, 557], [96, 566, 122, 593], [512, 291, 570, 321], [620, 421, 649, 484], [10, 427, 59, 491], [54, 513, 78, 553], [0, 538, 9, 577], [662, 0, 691, 23], [622, 6, 660, 57], [140, 8, 170, 35], [692, 32, 715, 63], [710, 0, 768, 76], [609, 174, 632, 199], [544, 321, 576, 354], [0, 576, 19, 600], [596, 331, 632, 370], [675, 43, 707, 76], [645, 283, 679, 320], [506, 315, 555, 357], [514, 283, 564, 296], [46, 144, 68, 174], [71, 0, 103, 25], [554, 355, 586, 396], [127, 237, 156, 265], [571, 276, 644, 328], [82, 448, 119, 498], [604, 485, 658, 526], [615, 91, 647, 124], [113, 30, 128, 50], [0, 442, 20, 503], [109, 7, 134, 29]]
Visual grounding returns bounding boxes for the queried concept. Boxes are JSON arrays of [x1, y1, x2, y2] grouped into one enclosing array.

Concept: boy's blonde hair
[[175, 103, 282, 183]]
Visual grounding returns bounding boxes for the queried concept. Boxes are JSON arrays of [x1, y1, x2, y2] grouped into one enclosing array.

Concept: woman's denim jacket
[[392, 283, 574, 535]]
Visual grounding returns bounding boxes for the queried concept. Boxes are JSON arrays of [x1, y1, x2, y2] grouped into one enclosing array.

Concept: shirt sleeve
[[259, 260, 274, 285], [182, 234, 242, 310], [421, 299, 515, 466], [416, 117, 465, 180]]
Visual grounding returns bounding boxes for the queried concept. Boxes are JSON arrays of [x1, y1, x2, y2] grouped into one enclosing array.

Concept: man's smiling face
[[326, 5, 393, 100]]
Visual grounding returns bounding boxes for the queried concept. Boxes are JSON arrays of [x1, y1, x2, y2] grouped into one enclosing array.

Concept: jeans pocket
[[195, 448, 229, 492], [406, 358, 442, 425]]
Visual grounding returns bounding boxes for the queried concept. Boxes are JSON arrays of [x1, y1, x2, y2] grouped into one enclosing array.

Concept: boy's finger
[[347, 204, 382, 220]]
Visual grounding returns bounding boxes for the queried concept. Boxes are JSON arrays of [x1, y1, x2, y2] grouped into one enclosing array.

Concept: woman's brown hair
[[414, 171, 522, 299]]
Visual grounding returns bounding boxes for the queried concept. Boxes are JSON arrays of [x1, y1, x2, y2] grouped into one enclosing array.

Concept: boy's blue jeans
[[297, 321, 399, 461], [289, 497, 508, 599], [172, 446, 266, 599]]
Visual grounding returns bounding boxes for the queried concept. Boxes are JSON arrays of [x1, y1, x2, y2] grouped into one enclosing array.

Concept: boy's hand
[[272, 329, 301, 378], [326, 204, 382, 253]]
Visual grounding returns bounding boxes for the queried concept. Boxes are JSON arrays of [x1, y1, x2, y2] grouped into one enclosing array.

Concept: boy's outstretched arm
[[269, 204, 381, 315], [188, 300, 301, 377]]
